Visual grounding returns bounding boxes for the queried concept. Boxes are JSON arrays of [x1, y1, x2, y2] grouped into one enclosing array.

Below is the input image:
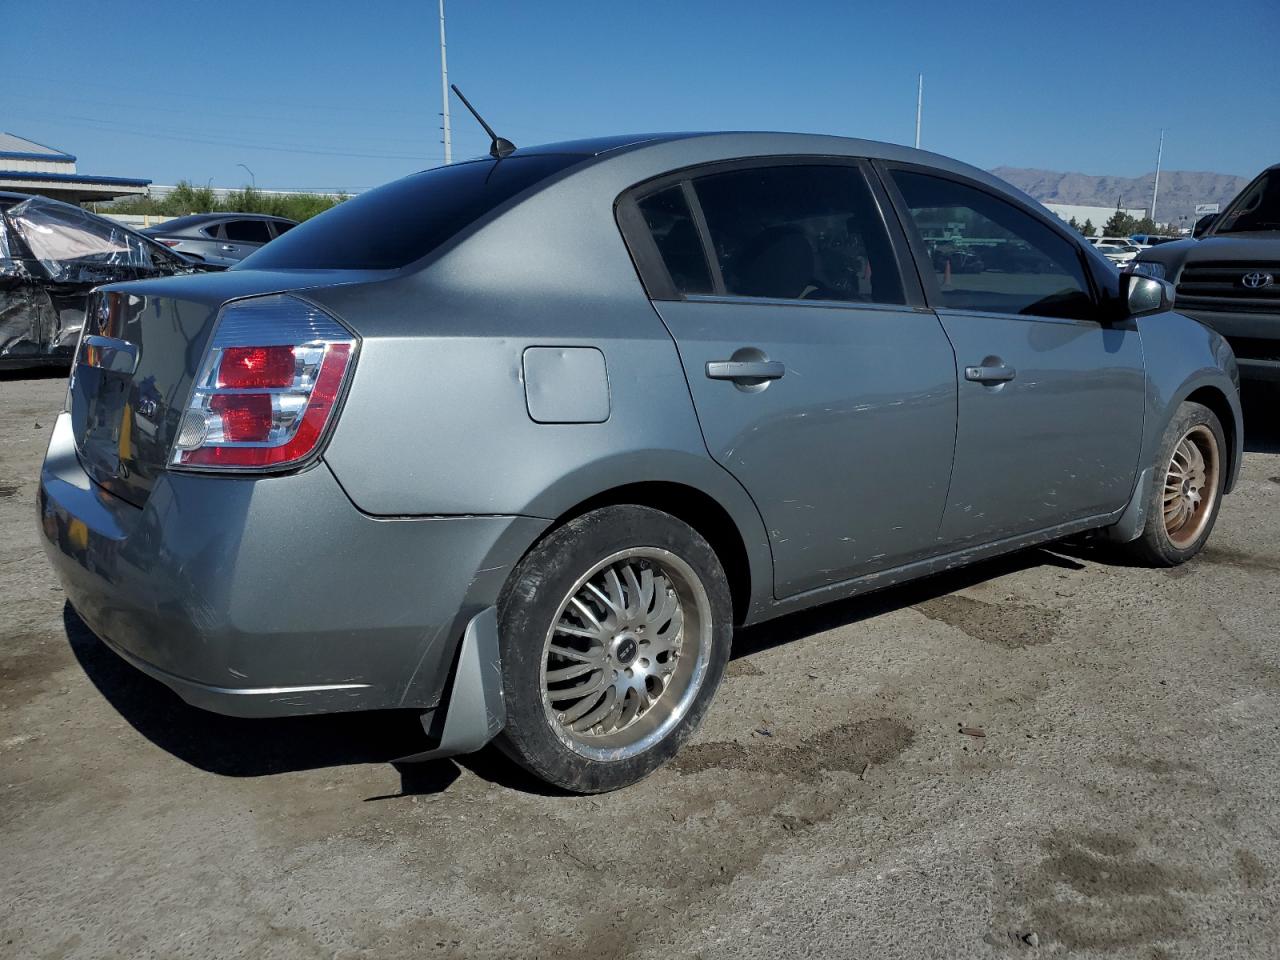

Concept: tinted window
[[1216, 170, 1280, 234], [241, 154, 584, 270], [892, 171, 1093, 319], [271, 221, 295, 236], [636, 186, 712, 294], [692, 164, 904, 304], [224, 219, 272, 243]]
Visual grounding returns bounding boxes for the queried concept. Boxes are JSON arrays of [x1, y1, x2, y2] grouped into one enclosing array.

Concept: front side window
[[692, 164, 905, 304], [892, 170, 1093, 319]]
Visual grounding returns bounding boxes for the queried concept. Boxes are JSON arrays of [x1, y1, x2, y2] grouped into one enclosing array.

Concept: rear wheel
[[495, 505, 732, 792], [1124, 401, 1225, 566]]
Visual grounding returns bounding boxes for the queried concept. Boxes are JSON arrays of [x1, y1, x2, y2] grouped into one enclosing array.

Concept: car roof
[[508, 131, 1046, 210]]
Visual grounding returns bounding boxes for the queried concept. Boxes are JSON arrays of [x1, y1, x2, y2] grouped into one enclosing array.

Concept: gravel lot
[[3, 370, 1279, 959]]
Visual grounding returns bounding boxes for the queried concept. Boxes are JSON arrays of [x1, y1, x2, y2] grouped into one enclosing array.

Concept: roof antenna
[[450, 84, 516, 159]]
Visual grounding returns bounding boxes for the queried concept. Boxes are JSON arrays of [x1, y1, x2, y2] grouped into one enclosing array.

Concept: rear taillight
[[158, 239, 181, 247], [171, 294, 356, 471]]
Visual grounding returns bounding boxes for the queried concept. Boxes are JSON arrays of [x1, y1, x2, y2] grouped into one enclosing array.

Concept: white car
[[1090, 236, 1142, 267]]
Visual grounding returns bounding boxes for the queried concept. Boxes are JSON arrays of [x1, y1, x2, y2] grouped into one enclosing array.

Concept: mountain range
[[990, 166, 1252, 225]]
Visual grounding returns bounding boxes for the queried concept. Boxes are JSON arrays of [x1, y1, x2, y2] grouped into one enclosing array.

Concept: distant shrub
[[103, 181, 347, 222]]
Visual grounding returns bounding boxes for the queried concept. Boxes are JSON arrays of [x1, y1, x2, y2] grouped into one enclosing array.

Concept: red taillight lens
[[159, 239, 181, 247], [218, 345, 296, 388], [171, 295, 356, 471], [208, 393, 274, 441]]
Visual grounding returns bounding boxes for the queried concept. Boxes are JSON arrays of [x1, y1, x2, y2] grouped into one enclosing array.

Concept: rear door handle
[[964, 363, 1016, 384], [219, 244, 236, 252], [706, 360, 785, 382]]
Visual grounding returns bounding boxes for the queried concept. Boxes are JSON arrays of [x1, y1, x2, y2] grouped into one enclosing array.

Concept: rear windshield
[[238, 154, 585, 270]]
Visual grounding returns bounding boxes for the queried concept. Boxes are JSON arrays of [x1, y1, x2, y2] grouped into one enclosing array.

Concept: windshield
[[239, 153, 586, 271], [1216, 170, 1280, 233], [5, 196, 163, 282]]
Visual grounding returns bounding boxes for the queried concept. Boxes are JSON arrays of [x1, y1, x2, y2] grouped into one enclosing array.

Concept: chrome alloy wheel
[[1163, 424, 1220, 549], [540, 547, 713, 761]]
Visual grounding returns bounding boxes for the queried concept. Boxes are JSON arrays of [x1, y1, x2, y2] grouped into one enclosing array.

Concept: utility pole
[[1151, 128, 1165, 224], [914, 74, 923, 149], [439, 0, 452, 164]]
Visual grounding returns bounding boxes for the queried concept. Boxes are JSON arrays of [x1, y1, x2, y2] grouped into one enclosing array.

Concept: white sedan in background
[[1089, 236, 1142, 268]]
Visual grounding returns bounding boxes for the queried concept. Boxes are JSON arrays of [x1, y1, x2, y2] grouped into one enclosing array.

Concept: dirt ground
[[3, 370, 1279, 959]]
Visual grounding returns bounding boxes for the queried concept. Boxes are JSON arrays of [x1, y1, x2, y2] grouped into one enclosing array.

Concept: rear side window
[[636, 186, 713, 294], [891, 170, 1093, 319], [240, 154, 585, 270], [271, 221, 294, 236], [693, 165, 905, 304], [224, 219, 272, 243]]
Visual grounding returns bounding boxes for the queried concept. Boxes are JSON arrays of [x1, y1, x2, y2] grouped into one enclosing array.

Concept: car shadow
[[1242, 383, 1280, 454], [730, 546, 1083, 659], [63, 602, 463, 789], [0, 366, 69, 382], [65, 546, 1085, 796]]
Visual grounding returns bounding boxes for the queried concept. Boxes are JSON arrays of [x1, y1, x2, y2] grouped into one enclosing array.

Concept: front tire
[[1124, 401, 1226, 566], [494, 505, 732, 793]]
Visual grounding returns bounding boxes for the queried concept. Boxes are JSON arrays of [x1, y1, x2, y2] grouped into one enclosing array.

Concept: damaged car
[[1, 192, 203, 370], [39, 132, 1242, 792]]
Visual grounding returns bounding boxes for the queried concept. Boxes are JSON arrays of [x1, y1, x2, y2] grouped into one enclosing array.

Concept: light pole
[[237, 163, 256, 189], [914, 73, 923, 149], [1151, 128, 1164, 224], [439, 0, 452, 163]]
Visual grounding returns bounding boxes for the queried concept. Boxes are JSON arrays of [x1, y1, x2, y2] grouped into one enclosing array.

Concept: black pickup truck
[[1133, 163, 1280, 382]]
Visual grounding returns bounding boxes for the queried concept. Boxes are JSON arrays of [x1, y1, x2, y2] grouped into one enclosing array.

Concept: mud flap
[[1105, 466, 1153, 543], [396, 606, 506, 763]]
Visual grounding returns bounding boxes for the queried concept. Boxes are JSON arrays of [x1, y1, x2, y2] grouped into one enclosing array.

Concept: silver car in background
[[142, 213, 296, 268], [39, 132, 1242, 792]]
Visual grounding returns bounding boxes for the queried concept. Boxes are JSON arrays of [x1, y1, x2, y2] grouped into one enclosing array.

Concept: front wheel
[[495, 505, 732, 792], [1123, 401, 1226, 566]]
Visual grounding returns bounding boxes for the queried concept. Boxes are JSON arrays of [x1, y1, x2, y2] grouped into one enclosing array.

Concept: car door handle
[[964, 363, 1016, 384], [706, 360, 785, 382], [219, 244, 236, 252]]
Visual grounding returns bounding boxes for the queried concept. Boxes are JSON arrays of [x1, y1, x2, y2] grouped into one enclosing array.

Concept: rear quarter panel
[[310, 152, 776, 608]]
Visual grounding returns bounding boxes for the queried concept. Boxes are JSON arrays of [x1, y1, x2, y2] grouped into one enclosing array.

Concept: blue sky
[[7, 0, 1278, 191]]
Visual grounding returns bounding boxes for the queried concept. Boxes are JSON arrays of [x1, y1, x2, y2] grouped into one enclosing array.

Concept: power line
[[439, 0, 452, 164]]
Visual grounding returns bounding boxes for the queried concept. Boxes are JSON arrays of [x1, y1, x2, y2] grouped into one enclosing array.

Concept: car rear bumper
[[37, 412, 546, 717]]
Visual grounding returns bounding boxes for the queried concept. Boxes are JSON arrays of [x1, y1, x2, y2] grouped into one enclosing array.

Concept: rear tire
[[494, 505, 732, 793], [1123, 401, 1226, 566]]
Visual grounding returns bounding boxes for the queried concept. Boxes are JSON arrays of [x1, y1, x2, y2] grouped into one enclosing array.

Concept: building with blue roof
[[0, 133, 150, 204]]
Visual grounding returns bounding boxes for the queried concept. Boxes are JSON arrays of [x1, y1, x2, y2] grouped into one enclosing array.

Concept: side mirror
[[1122, 271, 1174, 317], [1192, 213, 1217, 238]]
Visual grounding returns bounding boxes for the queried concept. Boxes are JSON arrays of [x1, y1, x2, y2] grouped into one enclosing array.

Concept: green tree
[[1067, 216, 1081, 232], [1128, 216, 1162, 237], [1080, 218, 1095, 237], [1103, 210, 1141, 237]]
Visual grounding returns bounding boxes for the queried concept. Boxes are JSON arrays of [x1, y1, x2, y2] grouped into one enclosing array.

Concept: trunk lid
[[68, 269, 376, 506]]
